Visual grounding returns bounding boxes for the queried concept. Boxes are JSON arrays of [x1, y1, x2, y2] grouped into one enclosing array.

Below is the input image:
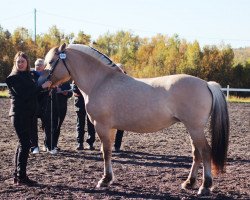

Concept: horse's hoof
[[96, 180, 108, 188], [181, 178, 196, 189], [197, 186, 211, 196], [96, 179, 112, 188]]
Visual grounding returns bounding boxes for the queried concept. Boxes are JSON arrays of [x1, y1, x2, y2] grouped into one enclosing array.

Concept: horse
[[44, 43, 229, 195]]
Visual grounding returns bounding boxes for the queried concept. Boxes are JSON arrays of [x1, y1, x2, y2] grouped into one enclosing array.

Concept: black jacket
[[6, 71, 44, 117], [72, 84, 85, 112], [30, 70, 50, 117], [57, 82, 73, 100]]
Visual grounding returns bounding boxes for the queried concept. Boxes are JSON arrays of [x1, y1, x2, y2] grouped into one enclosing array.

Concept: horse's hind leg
[[182, 138, 202, 189], [184, 129, 213, 195], [96, 127, 116, 188], [197, 139, 213, 195]]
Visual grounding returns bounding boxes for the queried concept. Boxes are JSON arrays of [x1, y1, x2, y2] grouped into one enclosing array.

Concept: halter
[[47, 51, 71, 81]]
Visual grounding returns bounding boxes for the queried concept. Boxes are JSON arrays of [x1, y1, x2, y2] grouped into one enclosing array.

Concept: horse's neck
[[68, 50, 111, 95]]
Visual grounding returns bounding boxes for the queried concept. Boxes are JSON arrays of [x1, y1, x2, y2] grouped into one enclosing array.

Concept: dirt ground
[[0, 98, 249, 200]]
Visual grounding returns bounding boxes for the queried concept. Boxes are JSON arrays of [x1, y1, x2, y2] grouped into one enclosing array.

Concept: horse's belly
[[117, 112, 177, 133]]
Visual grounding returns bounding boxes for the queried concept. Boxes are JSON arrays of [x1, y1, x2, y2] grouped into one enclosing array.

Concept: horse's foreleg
[[96, 128, 116, 188], [182, 138, 202, 189]]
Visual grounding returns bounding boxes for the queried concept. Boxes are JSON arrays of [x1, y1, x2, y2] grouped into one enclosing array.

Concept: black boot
[[87, 143, 95, 150], [15, 176, 37, 186], [13, 173, 18, 184], [76, 143, 84, 150], [114, 146, 121, 152]]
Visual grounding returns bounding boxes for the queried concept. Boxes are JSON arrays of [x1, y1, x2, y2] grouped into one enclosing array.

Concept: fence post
[[226, 85, 229, 100]]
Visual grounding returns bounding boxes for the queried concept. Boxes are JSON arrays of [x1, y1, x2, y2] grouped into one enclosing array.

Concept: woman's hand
[[41, 81, 52, 89], [62, 91, 68, 96], [73, 92, 80, 97]]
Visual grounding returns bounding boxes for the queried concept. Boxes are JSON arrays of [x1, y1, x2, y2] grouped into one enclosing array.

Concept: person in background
[[43, 81, 73, 154], [73, 82, 95, 150], [54, 82, 73, 149], [30, 58, 47, 154], [114, 129, 124, 152], [6, 51, 52, 186], [113, 63, 126, 152]]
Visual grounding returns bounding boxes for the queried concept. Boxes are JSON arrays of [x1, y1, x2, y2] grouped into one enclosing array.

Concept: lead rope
[[50, 89, 53, 152], [83, 146, 86, 179]]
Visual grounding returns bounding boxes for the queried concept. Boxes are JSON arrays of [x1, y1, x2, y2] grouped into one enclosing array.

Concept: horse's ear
[[58, 43, 67, 52]]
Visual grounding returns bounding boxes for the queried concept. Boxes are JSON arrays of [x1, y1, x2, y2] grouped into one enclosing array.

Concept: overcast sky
[[1, 0, 250, 48]]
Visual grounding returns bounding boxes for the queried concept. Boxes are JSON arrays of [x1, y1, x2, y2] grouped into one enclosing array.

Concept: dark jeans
[[11, 113, 33, 178], [76, 110, 95, 145], [114, 130, 124, 149]]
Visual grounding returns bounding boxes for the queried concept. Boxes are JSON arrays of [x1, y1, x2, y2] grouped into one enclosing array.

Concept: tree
[[150, 34, 168, 76], [11, 27, 37, 67], [200, 45, 234, 86], [134, 37, 154, 77], [93, 32, 115, 56], [164, 34, 181, 75], [35, 25, 66, 58], [111, 31, 140, 66], [181, 40, 202, 76], [73, 31, 91, 45], [0, 23, 249, 90], [231, 62, 250, 89], [94, 31, 140, 75]]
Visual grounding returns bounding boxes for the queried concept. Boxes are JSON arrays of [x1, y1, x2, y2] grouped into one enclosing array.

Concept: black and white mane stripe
[[67, 44, 117, 68]]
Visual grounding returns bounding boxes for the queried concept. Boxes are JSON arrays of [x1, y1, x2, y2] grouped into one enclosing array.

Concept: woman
[[6, 51, 52, 186]]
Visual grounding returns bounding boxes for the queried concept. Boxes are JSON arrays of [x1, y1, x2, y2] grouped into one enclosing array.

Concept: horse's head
[[44, 43, 71, 87]]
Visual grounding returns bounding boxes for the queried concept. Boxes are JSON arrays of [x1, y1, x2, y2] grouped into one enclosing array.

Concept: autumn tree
[[93, 32, 115, 56], [181, 40, 202, 76], [111, 31, 140, 66], [200, 45, 234, 86], [163, 34, 182, 75], [0, 26, 13, 82], [93, 31, 140, 75], [0, 24, 249, 90], [73, 31, 91, 45], [11, 27, 37, 67]]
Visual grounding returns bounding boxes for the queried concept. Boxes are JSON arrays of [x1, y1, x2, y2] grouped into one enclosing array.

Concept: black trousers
[[30, 116, 39, 147], [11, 113, 33, 178], [114, 130, 124, 149], [30, 97, 47, 148], [30, 115, 46, 148], [76, 110, 95, 145], [43, 93, 68, 150]]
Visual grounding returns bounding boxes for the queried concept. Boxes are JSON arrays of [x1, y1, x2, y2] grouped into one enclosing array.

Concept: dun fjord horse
[[44, 43, 229, 195]]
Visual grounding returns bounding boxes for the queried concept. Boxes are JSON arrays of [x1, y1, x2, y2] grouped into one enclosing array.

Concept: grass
[[0, 90, 8, 98], [228, 96, 250, 103]]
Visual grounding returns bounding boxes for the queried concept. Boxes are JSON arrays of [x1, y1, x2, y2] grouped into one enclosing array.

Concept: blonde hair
[[12, 51, 30, 72]]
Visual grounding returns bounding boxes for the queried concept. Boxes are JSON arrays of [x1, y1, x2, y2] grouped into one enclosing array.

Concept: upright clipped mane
[[67, 44, 117, 68]]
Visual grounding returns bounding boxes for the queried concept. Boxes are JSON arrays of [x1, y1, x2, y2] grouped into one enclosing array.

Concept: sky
[[1, 0, 250, 48]]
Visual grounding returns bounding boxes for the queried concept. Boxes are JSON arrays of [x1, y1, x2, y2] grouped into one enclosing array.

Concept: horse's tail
[[207, 81, 229, 175]]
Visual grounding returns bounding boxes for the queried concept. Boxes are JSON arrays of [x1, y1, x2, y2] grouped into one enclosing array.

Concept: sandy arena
[[0, 98, 249, 199]]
